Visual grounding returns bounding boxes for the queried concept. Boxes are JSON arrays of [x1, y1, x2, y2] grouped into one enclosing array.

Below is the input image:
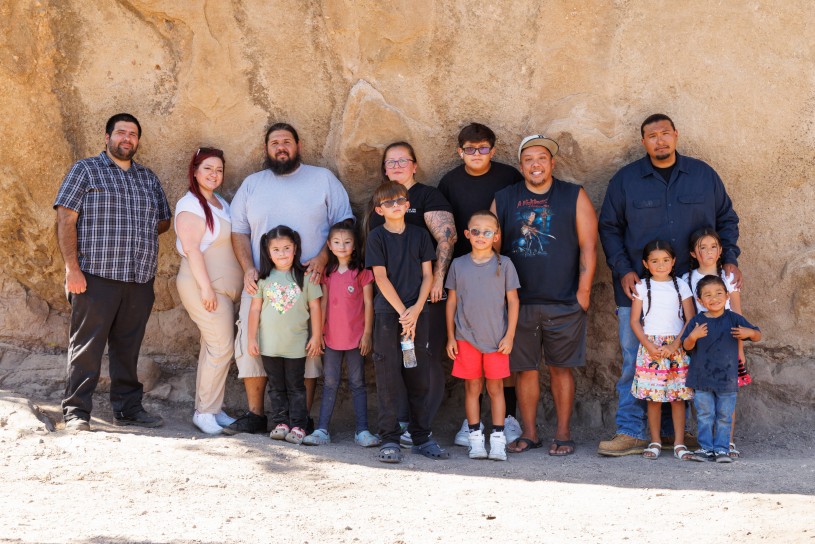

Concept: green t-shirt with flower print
[[253, 269, 322, 358]]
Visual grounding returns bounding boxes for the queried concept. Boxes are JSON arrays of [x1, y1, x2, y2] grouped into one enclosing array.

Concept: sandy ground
[[1, 394, 813, 544]]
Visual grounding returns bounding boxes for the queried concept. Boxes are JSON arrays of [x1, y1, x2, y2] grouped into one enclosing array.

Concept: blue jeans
[[693, 390, 737, 454], [317, 347, 369, 433], [615, 307, 675, 439]]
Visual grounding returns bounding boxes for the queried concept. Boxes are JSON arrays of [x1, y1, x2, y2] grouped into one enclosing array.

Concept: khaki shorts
[[235, 294, 323, 379]]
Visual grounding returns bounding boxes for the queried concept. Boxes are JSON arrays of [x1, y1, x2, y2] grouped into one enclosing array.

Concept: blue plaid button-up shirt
[[54, 151, 171, 283]]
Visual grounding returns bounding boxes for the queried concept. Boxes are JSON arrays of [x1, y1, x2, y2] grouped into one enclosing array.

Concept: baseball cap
[[518, 134, 559, 161]]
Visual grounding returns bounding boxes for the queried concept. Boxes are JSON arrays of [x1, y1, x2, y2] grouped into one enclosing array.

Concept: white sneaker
[[504, 415, 522, 444], [399, 429, 413, 448], [193, 411, 223, 435], [214, 410, 236, 427], [468, 429, 488, 459], [488, 430, 507, 461], [454, 419, 484, 447]]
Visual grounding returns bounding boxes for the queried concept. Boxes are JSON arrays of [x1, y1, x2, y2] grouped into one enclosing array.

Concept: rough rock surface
[[1, 1, 813, 429]]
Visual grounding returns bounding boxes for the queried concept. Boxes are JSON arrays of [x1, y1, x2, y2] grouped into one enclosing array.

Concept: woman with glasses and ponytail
[[175, 147, 244, 434], [366, 142, 456, 447]]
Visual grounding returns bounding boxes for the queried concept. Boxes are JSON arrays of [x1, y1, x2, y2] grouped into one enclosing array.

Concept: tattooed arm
[[424, 210, 457, 303]]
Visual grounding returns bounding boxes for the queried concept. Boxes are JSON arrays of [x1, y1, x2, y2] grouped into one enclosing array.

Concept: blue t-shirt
[[681, 310, 759, 393]]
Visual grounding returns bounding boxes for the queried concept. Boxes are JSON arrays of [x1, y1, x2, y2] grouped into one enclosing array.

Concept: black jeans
[[372, 310, 432, 446], [62, 274, 155, 421], [262, 356, 307, 430], [396, 300, 445, 423]]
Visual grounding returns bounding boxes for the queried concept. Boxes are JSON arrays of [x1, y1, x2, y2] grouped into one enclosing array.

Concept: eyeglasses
[[462, 146, 492, 155], [379, 197, 408, 209], [468, 228, 495, 238], [196, 147, 224, 158], [384, 158, 415, 169]]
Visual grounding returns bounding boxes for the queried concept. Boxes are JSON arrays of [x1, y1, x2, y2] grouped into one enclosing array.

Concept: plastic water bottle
[[401, 334, 417, 368]]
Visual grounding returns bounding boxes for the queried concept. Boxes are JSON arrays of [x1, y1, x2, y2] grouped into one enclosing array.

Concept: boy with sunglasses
[[445, 210, 520, 461], [365, 182, 449, 463], [438, 123, 524, 447]]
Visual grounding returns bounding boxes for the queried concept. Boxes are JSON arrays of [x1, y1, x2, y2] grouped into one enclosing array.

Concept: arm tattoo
[[425, 211, 457, 278]]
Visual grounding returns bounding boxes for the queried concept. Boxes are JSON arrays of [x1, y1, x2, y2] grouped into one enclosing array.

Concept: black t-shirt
[[438, 161, 524, 258], [365, 224, 436, 314], [367, 182, 452, 248], [653, 163, 676, 183], [494, 179, 581, 305]]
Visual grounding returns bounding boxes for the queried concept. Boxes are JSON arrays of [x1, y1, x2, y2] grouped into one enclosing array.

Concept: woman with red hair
[[175, 147, 244, 434]]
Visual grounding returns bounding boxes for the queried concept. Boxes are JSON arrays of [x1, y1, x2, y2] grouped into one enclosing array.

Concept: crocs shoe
[[504, 415, 522, 444], [303, 428, 330, 446], [285, 426, 306, 445], [269, 423, 290, 440], [454, 419, 484, 447], [355, 430, 381, 447], [411, 440, 450, 460]]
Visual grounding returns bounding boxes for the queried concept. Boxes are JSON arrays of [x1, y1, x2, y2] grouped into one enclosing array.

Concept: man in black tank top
[[490, 135, 598, 456]]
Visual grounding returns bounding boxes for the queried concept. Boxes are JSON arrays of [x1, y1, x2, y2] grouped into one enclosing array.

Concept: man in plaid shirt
[[54, 113, 172, 432]]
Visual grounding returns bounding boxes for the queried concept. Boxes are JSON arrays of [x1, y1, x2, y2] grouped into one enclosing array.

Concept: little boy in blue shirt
[[682, 275, 761, 463]]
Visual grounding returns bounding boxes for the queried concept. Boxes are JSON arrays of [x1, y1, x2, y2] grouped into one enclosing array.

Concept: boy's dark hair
[[265, 122, 299, 144], [641, 239, 684, 321], [372, 181, 408, 206], [458, 123, 496, 148], [640, 113, 675, 137], [325, 219, 364, 277], [695, 274, 727, 299], [258, 225, 306, 289], [105, 113, 142, 137]]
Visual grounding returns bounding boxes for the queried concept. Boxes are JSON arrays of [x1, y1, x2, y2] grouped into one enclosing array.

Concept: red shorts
[[451, 339, 510, 380]]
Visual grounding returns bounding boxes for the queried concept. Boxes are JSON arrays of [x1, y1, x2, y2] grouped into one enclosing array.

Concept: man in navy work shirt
[[597, 113, 741, 456], [54, 113, 172, 432]]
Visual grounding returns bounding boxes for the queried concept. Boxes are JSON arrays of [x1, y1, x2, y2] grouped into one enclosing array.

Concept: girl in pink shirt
[[303, 220, 379, 447]]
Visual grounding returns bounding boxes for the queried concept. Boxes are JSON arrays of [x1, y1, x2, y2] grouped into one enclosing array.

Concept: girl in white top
[[630, 240, 696, 460], [175, 147, 244, 434], [682, 227, 749, 457]]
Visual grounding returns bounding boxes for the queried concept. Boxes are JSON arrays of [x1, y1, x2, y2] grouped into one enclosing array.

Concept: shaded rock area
[[1, 2, 814, 430]]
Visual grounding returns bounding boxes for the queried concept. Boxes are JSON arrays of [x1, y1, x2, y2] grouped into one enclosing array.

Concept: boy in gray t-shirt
[[445, 211, 520, 461]]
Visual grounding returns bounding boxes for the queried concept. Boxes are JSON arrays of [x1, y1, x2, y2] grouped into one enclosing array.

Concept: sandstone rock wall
[[1, 1, 813, 423]]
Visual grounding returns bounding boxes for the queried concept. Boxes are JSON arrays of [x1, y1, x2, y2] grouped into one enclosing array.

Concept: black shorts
[[509, 303, 587, 371]]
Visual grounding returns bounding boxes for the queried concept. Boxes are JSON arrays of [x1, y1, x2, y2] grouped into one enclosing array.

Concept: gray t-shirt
[[230, 164, 354, 269], [445, 254, 521, 353]]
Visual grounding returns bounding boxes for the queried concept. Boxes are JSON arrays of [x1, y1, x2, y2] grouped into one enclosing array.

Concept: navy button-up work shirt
[[599, 153, 740, 307]]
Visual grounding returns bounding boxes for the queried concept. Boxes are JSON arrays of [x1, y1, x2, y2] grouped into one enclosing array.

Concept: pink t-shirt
[[322, 268, 374, 350]]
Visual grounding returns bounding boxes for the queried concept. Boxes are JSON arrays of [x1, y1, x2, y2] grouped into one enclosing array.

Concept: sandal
[[378, 442, 403, 464], [411, 440, 450, 460], [507, 437, 543, 454], [549, 439, 576, 456], [673, 444, 694, 461], [269, 423, 290, 440], [643, 442, 662, 460], [729, 442, 740, 458], [302, 429, 330, 446], [285, 426, 306, 444]]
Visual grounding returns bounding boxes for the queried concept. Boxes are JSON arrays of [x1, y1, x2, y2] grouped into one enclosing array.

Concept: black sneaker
[[692, 449, 715, 462], [222, 411, 268, 435], [113, 409, 163, 428]]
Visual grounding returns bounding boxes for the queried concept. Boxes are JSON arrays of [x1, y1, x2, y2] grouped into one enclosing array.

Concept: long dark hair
[[325, 219, 364, 277], [188, 147, 225, 233], [258, 225, 305, 289], [687, 226, 724, 291], [641, 240, 684, 321]]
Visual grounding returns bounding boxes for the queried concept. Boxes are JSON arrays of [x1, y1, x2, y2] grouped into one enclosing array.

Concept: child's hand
[[248, 339, 260, 357], [359, 333, 373, 357], [497, 334, 514, 355], [306, 336, 323, 358], [689, 322, 708, 340], [731, 326, 754, 340], [446, 338, 458, 360], [645, 342, 662, 360], [661, 339, 681, 358], [398, 305, 420, 335]]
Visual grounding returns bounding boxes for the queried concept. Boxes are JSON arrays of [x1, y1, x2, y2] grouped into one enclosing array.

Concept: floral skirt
[[631, 334, 693, 402]]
